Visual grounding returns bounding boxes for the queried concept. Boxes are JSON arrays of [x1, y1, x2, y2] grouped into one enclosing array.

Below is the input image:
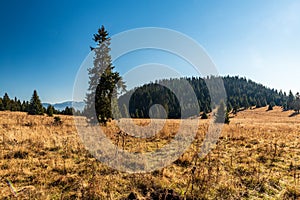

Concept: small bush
[[201, 112, 208, 119], [267, 104, 273, 111], [53, 116, 62, 125]]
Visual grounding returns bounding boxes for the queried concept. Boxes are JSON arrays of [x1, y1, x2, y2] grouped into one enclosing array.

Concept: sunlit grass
[[0, 106, 299, 199]]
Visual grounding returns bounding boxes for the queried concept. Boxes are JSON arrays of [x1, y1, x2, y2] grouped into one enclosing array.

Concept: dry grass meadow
[[0, 106, 299, 199]]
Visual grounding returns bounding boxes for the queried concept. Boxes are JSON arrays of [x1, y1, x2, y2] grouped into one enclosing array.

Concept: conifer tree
[[267, 104, 273, 111], [16, 99, 22, 111], [287, 90, 294, 110], [294, 92, 300, 113], [28, 90, 44, 115], [85, 25, 126, 124], [242, 95, 250, 109], [0, 98, 3, 111], [46, 105, 54, 116], [21, 101, 29, 112], [215, 101, 230, 124], [282, 102, 288, 111], [256, 98, 262, 108], [2, 93, 11, 110], [122, 104, 130, 118], [62, 106, 74, 115]]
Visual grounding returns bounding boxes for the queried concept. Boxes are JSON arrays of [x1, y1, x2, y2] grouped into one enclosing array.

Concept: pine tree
[[21, 101, 29, 112], [122, 104, 129, 118], [267, 104, 273, 111], [46, 105, 54, 116], [16, 99, 22, 111], [28, 90, 44, 115], [287, 90, 294, 110], [256, 98, 262, 108], [282, 102, 288, 111], [62, 106, 74, 115], [0, 98, 3, 111], [2, 93, 11, 110], [215, 101, 230, 124], [227, 102, 232, 112], [242, 95, 250, 109], [294, 92, 300, 113], [85, 25, 126, 124], [10, 97, 21, 111], [224, 110, 230, 124]]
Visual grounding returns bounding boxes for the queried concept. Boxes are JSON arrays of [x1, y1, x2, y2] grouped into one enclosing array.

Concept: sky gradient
[[1, 0, 300, 103]]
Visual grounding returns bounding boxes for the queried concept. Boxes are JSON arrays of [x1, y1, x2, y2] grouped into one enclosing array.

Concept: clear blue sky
[[1, 0, 300, 103]]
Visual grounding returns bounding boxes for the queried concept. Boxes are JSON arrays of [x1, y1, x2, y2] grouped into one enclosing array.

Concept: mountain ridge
[[42, 101, 84, 111]]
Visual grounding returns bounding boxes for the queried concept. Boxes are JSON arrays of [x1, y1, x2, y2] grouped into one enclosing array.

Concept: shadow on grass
[[289, 112, 300, 117]]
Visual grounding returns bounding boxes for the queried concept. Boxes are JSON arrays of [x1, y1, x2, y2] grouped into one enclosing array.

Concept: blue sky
[[0, 0, 300, 103]]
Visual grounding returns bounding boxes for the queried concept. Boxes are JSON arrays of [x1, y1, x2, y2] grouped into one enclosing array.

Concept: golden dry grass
[[0, 106, 299, 199]]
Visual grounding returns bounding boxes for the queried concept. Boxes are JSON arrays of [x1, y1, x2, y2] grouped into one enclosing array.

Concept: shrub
[[53, 116, 62, 125], [201, 112, 208, 119]]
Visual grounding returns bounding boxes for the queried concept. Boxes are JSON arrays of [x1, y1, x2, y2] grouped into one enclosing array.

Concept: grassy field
[[0, 106, 299, 199]]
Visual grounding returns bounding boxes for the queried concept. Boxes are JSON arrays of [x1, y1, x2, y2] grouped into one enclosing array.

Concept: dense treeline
[[222, 76, 286, 112], [0, 93, 29, 112], [0, 90, 76, 116], [1, 76, 299, 119], [118, 76, 294, 119]]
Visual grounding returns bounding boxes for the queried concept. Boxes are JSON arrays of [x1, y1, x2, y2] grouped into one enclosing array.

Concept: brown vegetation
[[0, 106, 299, 199]]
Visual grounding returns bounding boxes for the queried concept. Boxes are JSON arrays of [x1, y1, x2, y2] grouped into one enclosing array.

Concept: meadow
[[0, 106, 299, 199]]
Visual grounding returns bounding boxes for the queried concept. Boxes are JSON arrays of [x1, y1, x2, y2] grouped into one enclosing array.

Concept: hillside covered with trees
[[118, 76, 297, 119]]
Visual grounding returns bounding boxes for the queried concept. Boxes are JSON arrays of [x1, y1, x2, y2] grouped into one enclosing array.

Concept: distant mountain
[[42, 101, 85, 111]]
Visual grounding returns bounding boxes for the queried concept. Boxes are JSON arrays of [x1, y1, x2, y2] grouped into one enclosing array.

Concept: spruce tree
[[224, 110, 230, 124], [122, 104, 130, 118], [85, 25, 126, 124], [21, 101, 29, 112], [294, 92, 300, 113], [256, 98, 262, 108], [282, 102, 288, 111], [227, 102, 232, 112], [10, 97, 21, 111], [28, 90, 44, 115], [2, 93, 11, 110], [267, 101, 275, 111], [0, 98, 3, 111], [242, 95, 250, 109], [46, 105, 54, 116], [62, 106, 74, 115], [215, 101, 230, 124], [267, 104, 273, 111], [287, 90, 294, 110], [16, 99, 22, 111]]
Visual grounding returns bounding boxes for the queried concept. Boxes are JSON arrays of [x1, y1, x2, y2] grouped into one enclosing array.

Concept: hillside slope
[[118, 76, 288, 118]]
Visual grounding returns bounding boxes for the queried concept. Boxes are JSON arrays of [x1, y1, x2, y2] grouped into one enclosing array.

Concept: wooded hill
[[118, 76, 290, 119]]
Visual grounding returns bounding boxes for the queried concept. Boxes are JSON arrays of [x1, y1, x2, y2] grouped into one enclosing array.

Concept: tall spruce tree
[[28, 90, 44, 115], [85, 25, 126, 124]]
